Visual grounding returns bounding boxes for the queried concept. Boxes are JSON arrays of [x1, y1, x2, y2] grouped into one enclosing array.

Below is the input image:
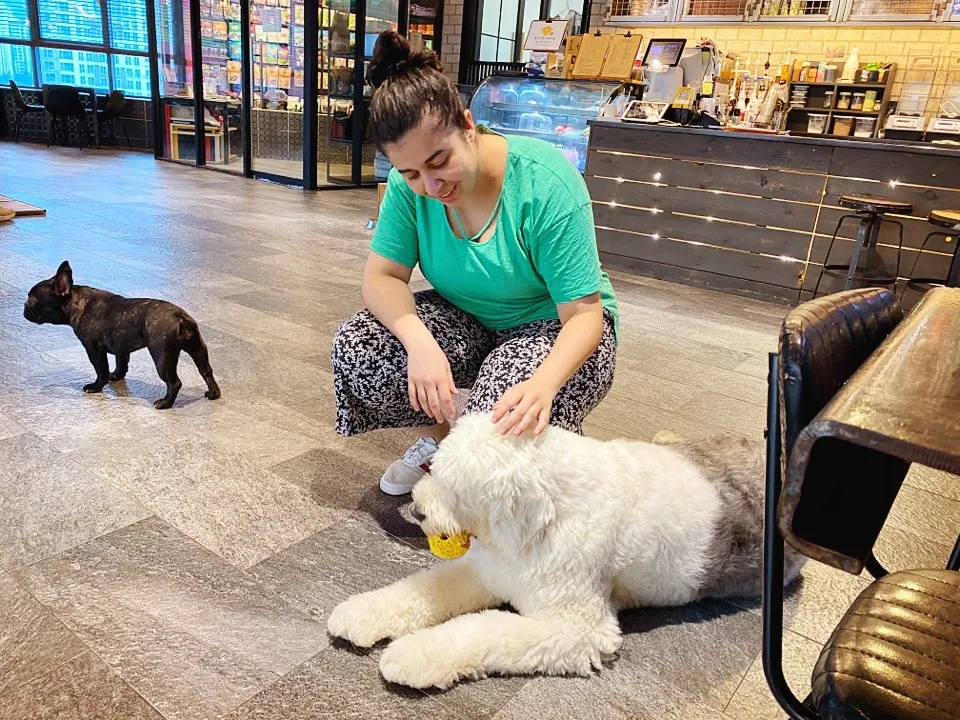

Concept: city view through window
[[0, 0, 151, 96]]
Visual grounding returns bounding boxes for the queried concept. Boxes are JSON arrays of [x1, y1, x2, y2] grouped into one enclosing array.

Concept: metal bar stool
[[814, 195, 913, 298], [903, 209, 960, 295]]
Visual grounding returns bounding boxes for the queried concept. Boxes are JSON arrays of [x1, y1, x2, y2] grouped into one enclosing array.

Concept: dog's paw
[[153, 398, 174, 410], [205, 387, 221, 401], [379, 633, 465, 689], [327, 594, 401, 648], [108, 372, 126, 382], [652, 430, 684, 445], [82, 383, 104, 394]]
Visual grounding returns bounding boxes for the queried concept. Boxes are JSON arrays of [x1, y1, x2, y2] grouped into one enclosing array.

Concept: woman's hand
[[407, 339, 458, 424], [491, 374, 559, 437]]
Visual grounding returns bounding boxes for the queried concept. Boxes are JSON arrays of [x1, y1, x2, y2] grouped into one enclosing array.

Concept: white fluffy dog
[[327, 414, 803, 689]]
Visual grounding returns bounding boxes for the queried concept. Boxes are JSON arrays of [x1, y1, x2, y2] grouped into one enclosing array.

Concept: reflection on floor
[[0, 141, 958, 720]]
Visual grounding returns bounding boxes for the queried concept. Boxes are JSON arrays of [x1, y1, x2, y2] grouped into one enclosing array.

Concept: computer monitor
[[641, 38, 687, 68]]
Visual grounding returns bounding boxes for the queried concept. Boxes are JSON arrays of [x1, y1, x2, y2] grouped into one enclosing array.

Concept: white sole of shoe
[[379, 474, 421, 496]]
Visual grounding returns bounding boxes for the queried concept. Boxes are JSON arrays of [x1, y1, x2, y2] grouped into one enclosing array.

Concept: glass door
[[318, 0, 397, 186], [156, 0, 199, 163], [408, 0, 439, 52], [248, 0, 305, 181], [199, 0, 244, 173]]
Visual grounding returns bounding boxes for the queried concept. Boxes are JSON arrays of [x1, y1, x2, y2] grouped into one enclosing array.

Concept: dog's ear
[[484, 457, 556, 558], [53, 261, 73, 296]]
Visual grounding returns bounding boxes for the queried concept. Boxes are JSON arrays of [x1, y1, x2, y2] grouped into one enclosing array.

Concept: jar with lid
[[824, 90, 835, 108], [851, 92, 865, 110], [837, 92, 852, 109]]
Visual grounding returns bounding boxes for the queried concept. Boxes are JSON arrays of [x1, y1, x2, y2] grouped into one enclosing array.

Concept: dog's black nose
[[411, 506, 426, 523]]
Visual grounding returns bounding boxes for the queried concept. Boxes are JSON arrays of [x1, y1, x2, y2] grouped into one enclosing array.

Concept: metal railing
[[460, 60, 526, 88]]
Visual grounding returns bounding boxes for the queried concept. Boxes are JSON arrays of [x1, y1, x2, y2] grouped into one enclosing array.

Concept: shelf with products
[[198, 0, 243, 98], [247, 0, 308, 105], [785, 63, 896, 139]]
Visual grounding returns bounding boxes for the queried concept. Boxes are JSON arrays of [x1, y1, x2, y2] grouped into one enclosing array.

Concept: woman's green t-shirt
[[372, 133, 619, 338]]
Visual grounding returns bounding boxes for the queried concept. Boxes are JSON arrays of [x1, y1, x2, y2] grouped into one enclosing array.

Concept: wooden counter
[[586, 121, 960, 305]]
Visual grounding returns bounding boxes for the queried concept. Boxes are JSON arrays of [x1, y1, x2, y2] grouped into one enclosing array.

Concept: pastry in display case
[[468, 75, 620, 173]]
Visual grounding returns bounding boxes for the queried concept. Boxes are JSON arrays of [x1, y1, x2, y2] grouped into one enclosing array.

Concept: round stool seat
[[928, 209, 960, 228], [839, 195, 913, 214]]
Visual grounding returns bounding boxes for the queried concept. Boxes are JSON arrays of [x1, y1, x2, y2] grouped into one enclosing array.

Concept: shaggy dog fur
[[327, 414, 804, 689]]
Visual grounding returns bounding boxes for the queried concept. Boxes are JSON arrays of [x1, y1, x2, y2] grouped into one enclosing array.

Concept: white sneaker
[[379, 436, 438, 496]]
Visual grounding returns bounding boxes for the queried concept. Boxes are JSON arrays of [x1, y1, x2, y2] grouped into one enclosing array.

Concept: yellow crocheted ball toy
[[427, 532, 471, 559]]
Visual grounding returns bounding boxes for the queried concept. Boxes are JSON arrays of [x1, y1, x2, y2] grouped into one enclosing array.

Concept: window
[[10, 0, 150, 94], [38, 0, 104, 44], [0, 0, 32, 40], [607, 0, 672, 19], [681, 0, 746, 18], [844, 0, 937, 19], [108, 0, 149, 51], [112, 52, 151, 95], [39, 46, 110, 90], [479, 0, 520, 61], [758, 0, 834, 18], [0, 42, 35, 84]]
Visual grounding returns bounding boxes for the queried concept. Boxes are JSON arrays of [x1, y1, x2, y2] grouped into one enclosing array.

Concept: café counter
[[585, 120, 960, 305]]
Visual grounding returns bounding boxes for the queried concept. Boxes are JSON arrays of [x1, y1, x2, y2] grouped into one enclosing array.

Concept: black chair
[[763, 288, 960, 720], [904, 209, 960, 295], [43, 85, 92, 149], [8, 81, 45, 143], [814, 195, 913, 298], [98, 90, 131, 148]]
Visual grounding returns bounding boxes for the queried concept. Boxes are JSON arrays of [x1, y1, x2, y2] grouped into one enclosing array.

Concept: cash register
[[621, 38, 686, 124]]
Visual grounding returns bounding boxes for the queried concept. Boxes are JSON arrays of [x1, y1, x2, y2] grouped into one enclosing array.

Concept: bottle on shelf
[[841, 48, 860, 83]]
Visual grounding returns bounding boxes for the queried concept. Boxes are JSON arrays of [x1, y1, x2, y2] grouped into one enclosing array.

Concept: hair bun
[[367, 30, 442, 88]]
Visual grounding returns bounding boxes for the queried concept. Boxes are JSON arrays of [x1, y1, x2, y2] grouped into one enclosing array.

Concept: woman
[[332, 31, 619, 495]]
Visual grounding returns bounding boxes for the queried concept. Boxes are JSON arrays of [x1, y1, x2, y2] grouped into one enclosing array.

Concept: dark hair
[[367, 31, 465, 150]]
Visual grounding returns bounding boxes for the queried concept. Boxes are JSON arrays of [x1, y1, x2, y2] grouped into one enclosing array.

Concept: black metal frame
[[762, 352, 820, 720], [763, 349, 960, 720], [2, 0, 152, 97]]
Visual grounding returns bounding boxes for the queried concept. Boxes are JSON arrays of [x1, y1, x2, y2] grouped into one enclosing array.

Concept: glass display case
[[468, 75, 620, 173]]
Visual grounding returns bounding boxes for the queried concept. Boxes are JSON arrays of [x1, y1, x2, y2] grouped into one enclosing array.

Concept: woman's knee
[[331, 309, 391, 370]]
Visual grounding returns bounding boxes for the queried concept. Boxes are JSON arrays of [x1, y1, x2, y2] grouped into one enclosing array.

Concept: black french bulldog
[[24, 261, 221, 409]]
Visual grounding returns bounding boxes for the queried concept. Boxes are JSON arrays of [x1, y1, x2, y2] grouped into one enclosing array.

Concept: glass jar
[[852, 92, 865, 110], [824, 90, 836, 108], [837, 92, 852, 110]]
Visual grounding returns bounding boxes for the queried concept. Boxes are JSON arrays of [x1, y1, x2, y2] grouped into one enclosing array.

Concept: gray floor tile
[[0, 569, 87, 696], [729, 561, 870, 645], [223, 646, 461, 720], [0, 411, 24, 441], [724, 630, 823, 720], [0, 434, 149, 569], [886, 485, 960, 548], [613, 600, 761, 710], [873, 523, 957, 572], [0, 652, 164, 720], [15, 517, 329, 720], [271, 440, 428, 547], [248, 513, 434, 621], [106, 437, 345, 569], [492, 669, 729, 720], [903, 464, 960, 503]]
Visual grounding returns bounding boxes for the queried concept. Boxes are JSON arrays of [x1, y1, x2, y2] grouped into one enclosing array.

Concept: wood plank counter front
[[586, 120, 960, 305]]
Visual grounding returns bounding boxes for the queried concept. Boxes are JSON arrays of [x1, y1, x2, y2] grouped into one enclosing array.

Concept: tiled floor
[[1, 142, 958, 720]]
